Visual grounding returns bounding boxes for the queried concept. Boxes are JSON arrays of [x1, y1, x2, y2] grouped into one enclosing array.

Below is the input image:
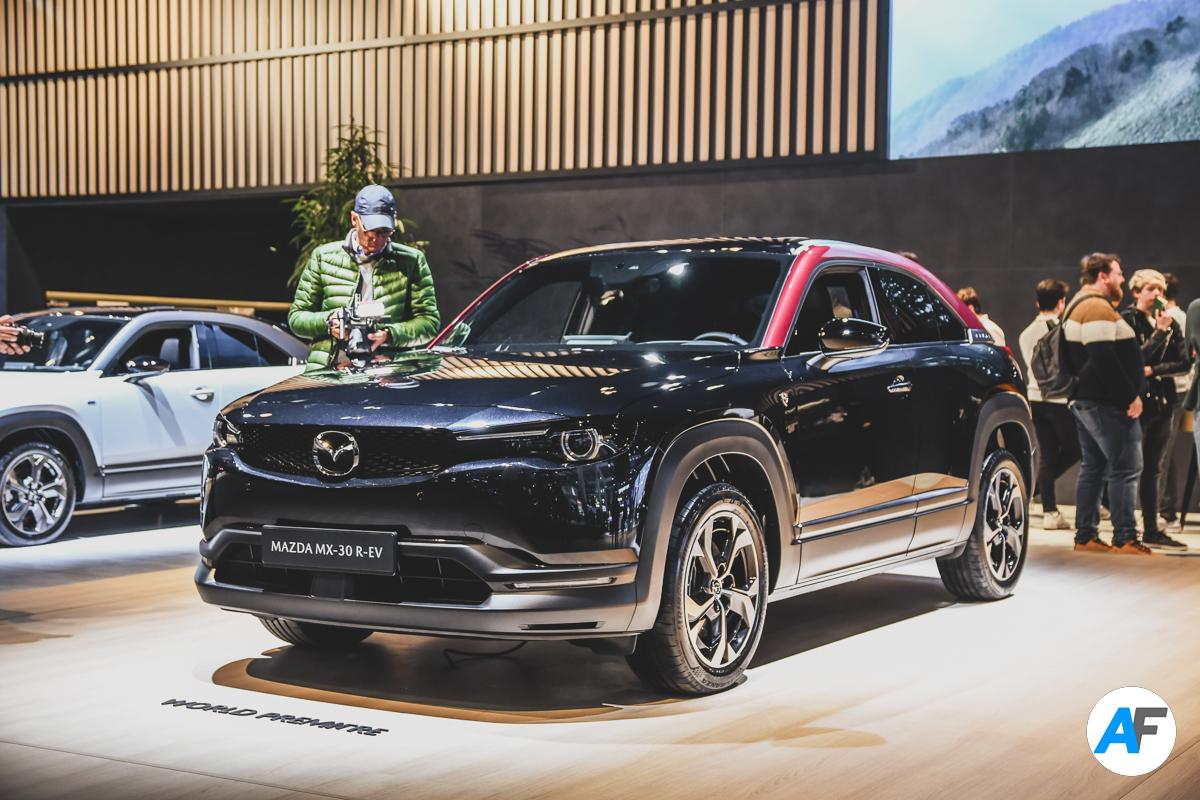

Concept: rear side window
[[207, 324, 292, 368], [256, 338, 293, 367], [869, 268, 965, 344], [787, 268, 874, 355]]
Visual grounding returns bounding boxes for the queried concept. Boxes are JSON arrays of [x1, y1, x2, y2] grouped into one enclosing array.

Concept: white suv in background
[[0, 307, 307, 546]]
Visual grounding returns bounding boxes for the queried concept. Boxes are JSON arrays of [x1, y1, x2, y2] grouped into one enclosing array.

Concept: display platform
[[1, 504, 1197, 800]]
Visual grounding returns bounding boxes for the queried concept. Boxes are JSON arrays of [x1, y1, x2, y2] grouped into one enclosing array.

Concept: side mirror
[[809, 318, 890, 369], [124, 357, 169, 383]]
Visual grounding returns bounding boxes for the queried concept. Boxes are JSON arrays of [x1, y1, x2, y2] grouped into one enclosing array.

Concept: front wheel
[[258, 616, 374, 649], [627, 482, 769, 695], [0, 441, 77, 547], [937, 449, 1028, 601]]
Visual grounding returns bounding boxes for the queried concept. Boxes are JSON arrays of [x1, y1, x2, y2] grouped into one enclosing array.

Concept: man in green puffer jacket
[[289, 184, 441, 368]]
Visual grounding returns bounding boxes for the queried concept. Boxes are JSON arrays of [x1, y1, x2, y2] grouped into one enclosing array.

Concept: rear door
[[778, 263, 922, 582], [867, 266, 973, 554]]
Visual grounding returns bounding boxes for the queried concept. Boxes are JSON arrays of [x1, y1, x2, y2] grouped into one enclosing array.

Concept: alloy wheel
[[683, 503, 761, 670], [2, 452, 69, 538], [983, 466, 1025, 582]]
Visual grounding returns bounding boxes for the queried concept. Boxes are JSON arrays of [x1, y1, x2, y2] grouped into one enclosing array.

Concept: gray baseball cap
[[353, 184, 396, 231]]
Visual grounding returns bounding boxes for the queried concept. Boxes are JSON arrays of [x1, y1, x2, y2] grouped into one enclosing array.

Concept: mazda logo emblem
[[312, 431, 360, 477]]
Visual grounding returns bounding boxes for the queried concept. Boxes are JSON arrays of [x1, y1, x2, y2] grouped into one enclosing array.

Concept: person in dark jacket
[[1186, 297, 1200, 472], [1122, 269, 1190, 549], [1064, 253, 1149, 554], [1158, 272, 1193, 534], [289, 184, 440, 368]]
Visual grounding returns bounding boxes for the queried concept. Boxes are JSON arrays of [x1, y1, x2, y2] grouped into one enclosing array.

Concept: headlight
[[212, 414, 241, 448], [456, 421, 636, 464], [560, 429, 603, 462]]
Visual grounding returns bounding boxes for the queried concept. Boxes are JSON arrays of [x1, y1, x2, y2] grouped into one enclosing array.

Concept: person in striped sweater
[[1065, 253, 1152, 555]]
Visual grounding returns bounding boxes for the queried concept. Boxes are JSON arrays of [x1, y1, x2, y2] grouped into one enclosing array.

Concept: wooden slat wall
[[0, 0, 885, 198]]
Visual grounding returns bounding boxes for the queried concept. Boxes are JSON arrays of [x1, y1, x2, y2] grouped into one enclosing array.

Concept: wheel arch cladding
[[988, 421, 1033, 492], [0, 413, 99, 499], [629, 418, 792, 632], [679, 452, 781, 597]]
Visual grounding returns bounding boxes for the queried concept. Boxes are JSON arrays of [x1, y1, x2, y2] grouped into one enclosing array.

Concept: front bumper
[[196, 526, 641, 639], [195, 446, 654, 639]]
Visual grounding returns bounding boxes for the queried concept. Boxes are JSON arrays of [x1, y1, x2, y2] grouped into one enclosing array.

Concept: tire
[[258, 616, 374, 648], [0, 441, 77, 547], [627, 482, 770, 695], [936, 449, 1029, 601]]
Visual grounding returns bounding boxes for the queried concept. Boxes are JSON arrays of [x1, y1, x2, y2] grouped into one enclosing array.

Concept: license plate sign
[[261, 526, 396, 575]]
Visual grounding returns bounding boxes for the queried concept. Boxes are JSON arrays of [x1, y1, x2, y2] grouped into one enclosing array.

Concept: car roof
[[17, 306, 274, 324], [16, 306, 309, 356], [528, 237, 943, 268], [535, 237, 812, 262], [16, 306, 159, 321]]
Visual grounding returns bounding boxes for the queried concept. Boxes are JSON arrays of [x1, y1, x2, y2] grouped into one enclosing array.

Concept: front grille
[[213, 542, 491, 605], [239, 424, 456, 479]]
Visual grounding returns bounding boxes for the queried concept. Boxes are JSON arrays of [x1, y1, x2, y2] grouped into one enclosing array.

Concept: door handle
[[887, 375, 912, 395], [190, 387, 215, 402]]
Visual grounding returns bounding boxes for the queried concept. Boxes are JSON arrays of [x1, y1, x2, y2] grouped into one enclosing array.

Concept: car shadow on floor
[[210, 573, 955, 722], [60, 500, 200, 541], [751, 573, 956, 667], [0, 609, 73, 646]]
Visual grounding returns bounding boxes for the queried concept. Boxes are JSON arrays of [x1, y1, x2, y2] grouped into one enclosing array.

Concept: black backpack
[[1030, 294, 1091, 400]]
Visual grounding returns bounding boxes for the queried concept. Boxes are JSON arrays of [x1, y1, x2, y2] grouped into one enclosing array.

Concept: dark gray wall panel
[[8, 139, 1200, 345]]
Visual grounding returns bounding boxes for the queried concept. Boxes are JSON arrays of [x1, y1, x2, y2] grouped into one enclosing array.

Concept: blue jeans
[[1070, 400, 1143, 545]]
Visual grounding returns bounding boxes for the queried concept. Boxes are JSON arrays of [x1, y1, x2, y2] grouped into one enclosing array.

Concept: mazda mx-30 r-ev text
[[197, 239, 1034, 694]]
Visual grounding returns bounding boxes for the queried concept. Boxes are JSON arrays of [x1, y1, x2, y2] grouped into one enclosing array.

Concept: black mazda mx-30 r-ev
[[197, 238, 1034, 694]]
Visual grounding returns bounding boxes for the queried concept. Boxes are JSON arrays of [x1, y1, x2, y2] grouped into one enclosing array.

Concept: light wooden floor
[[2, 504, 1198, 800]]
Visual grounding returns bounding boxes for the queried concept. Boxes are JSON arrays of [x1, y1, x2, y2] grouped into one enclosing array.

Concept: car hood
[[0, 370, 94, 413], [229, 348, 743, 431]]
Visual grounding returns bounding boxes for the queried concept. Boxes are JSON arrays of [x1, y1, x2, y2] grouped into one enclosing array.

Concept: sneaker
[[1163, 519, 1182, 536], [1042, 510, 1072, 530], [1157, 515, 1170, 531], [1074, 538, 1115, 553], [1112, 540, 1155, 555], [1100, 506, 1112, 521], [1143, 531, 1188, 551]]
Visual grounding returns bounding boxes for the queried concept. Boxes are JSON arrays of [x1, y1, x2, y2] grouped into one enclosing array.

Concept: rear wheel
[[937, 449, 1028, 601], [627, 483, 769, 694], [258, 616, 373, 648], [0, 441, 77, 547]]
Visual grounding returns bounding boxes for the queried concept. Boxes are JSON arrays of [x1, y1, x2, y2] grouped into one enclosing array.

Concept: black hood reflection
[[228, 347, 743, 429]]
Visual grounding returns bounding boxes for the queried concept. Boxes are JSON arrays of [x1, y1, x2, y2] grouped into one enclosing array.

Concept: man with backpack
[[1063, 253, 1150, 554], [1019, 279, 1079, 531]]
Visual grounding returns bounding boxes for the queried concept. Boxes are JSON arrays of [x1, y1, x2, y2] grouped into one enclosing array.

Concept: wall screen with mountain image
[[890, 0, 1200, 159]]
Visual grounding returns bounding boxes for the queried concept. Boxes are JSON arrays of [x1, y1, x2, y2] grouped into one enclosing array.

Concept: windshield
[[446, 252, 789, 350], [0, 315, 128, 371]]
